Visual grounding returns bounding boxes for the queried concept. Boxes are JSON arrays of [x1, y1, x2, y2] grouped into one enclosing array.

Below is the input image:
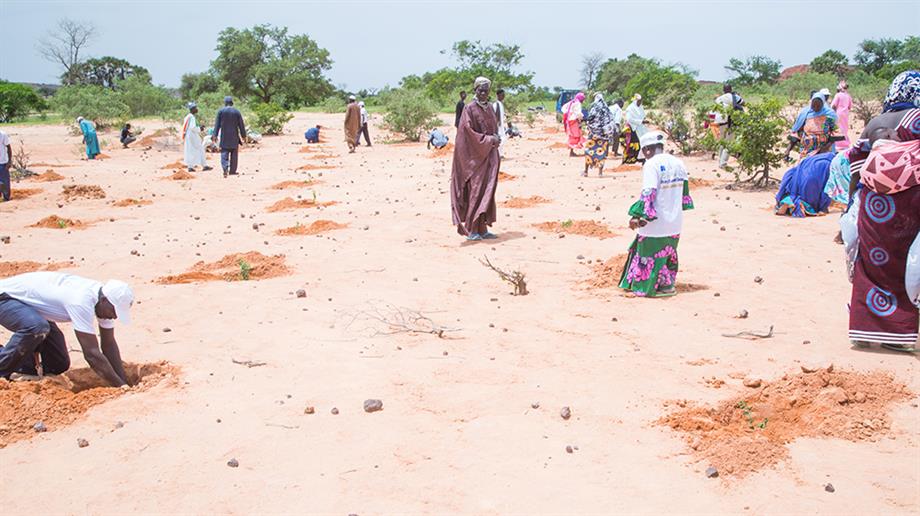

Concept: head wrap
[[818, 88, 831, 98], [348, 95, 356, 101], [837, 80, 848, 92], [76, 117, 84, 124], [791, 92, 837, 133], [358, 101, 365, 107], [594, 92, 604, 103], [474, 77, 491, 90], [883, 70, 920, 113], [187, 102, 197, 110], [574, 92, 585, 102], [634, 94, 642, 101], [639, 130, 666, 149]]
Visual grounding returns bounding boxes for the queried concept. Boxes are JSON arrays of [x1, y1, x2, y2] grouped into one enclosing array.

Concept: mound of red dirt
[[160, 160, 186, 170], [11, 188, 43, 200], [533, 220, 615, 239], [266, 197, 336, 212], [584, 254, 629, 289], [549, 142, 570, 149], [430, 143, 454, 158], [296, 163, 338, 171], [29, 215, 88, 230], [111, 198, 153, 207], [164, 170, 194, 180], [155, 251, 290, 284], [0, 362, 177, 448], [270, 180, 321, 190], [498, 172, 517, 182], [659, 368, 912, 477], [28, 170, 65, 182], [0, 261, 72, 278], [501, 196, 552, 208], [612, 164, 642, 172], [61, 184, 106, 202], [689, 177, 715, 187], [275, 220, 347, 236]]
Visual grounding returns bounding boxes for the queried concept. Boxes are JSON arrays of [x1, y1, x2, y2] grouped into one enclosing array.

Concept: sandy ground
[[0, 112, 918, 515]]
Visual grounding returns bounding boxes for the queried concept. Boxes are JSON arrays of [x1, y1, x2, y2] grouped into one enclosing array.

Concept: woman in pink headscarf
[[562, 92, 585, 157], [831, 81, 852, 149]]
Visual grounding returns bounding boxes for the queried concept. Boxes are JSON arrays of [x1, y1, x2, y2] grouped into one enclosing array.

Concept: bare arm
[[75, 331, 126, 387], [99, 327, 128, 385]]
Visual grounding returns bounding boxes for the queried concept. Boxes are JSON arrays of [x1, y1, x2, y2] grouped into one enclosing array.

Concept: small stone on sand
[[77, 438, 89, 448], [363, 399, 383, 413], [705, 466, 719, 478], [304, 406, 315, 414], [331, 407, 339, 415], [296, 289, 306, 298], [33, 421, 47, 433], [825, 483, 835, 493], [560, 406, 571, 420], [743, 377, 762, 388], [227, 458, 239, 468], [565, 445, 573, 454]]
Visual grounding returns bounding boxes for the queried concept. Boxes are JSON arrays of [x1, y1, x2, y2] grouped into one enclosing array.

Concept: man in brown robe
[[344, 95, 361, 153], [451, 77, 501, 241]]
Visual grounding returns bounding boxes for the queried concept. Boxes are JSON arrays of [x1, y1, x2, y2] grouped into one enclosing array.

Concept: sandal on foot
[[482, 232, 498, 239], [467, 233, 482, 241], [881, 343, 917, 353]]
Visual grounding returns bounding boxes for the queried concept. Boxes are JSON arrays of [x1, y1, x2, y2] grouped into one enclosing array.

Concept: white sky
[[2, 0, 918, 90]]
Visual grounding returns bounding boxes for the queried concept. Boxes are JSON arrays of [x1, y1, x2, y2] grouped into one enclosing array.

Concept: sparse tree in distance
[[810, 49, 849, 76], [725, 55, 782, 85], [854, 37, 903, 74], [37, 18, 96, 84], [66, 56, 150, 89], [580, 52, 604, 91]]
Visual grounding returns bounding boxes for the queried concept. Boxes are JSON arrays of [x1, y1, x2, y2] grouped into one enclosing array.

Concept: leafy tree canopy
[[65, 56, 150, 90], [725, 55, 782, 86]]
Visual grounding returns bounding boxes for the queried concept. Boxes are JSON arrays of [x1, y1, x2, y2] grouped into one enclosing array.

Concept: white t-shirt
[[638, 153, 689, 238], [0, 131, 10, 164], [0, 272, 115, 334], [713, 93, 734, 125]]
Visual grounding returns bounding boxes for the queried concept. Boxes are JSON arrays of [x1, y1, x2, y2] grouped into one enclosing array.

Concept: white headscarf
[[474, 76, 491, 90], [594, 92, 604, 103]]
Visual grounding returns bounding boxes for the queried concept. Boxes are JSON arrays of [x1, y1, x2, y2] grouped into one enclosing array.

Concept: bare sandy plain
[[0, 112, 918, 515]]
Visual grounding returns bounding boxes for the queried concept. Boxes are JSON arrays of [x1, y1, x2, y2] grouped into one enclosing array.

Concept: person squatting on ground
[[618, 130, 694, 298], [212, 96, 247, 177], [182, 103, 212, 172], [450, 76, 501, 242], [120, 123, 136, 148], [0, 272, 134, 387], [427, 128, 449, 149]]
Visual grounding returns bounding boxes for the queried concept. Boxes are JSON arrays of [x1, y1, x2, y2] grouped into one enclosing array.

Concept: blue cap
[[224, 96, 233, 104]]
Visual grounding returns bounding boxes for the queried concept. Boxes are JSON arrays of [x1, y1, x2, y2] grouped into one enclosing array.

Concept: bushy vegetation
[[0, 82, 48, 122], [382, 88, 441, 141], [595, 54, 698, 107], [727, 98, 788, 187], [250, 102, 293, 135], [52, 85, 130, 128]]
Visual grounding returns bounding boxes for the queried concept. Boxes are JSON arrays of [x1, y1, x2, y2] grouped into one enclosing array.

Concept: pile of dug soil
[[275, 220, 347, 236], [164, 170, 194, 180], [266, 197, 336, 212], [543, 126, 561, 134], [61, 184, 106, 202], [94, 153, 111, 160], [430, 143, 454, 158], [160, 160, 185, 170], [296, 163, 338, 171], [548, 142, 569, 149], [11, 188, 43, 200], [0, 362, 177, 448], [111, 198, 152, 207], [156, 251, 290, 284], [28, 170, 65, 182], [311, 154, 338, 160], [501, 196, 552, 208], [137, 128, 175, 147], [533, 220, 615, 239], [498, 172, 517, 182], [689, 177, 714, 187], [584, 254, 629, 289], [659, 368, 913, 477], [29, 215, 88, 230], [271, 180, 320, 190], [612, 164, 642, 172], [0, 261, 72, 277]]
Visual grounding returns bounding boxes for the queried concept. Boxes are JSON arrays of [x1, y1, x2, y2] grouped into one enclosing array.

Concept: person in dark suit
[[212, 96, 247, 177]]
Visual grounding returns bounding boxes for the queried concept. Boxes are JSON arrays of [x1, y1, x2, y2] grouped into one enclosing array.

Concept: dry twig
[[721, 325, 774, 340], [479, 255, 529, 295], [232, 358, 267, 368], [344, 302, 459, 338]]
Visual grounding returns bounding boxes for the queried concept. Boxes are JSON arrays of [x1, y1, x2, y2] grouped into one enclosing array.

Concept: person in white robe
[[182, 103, 211, 171]]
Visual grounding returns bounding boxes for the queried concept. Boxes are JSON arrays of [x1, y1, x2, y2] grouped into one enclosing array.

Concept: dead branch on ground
[[232, 358, 267, 368], [479, 255, 529, 295], [344, 302, 459, 338], [721, 325, 774, 340]]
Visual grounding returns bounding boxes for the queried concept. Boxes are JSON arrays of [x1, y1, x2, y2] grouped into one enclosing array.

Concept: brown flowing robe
[[344, 103, 361, 148], [450, 101, 500, 236]]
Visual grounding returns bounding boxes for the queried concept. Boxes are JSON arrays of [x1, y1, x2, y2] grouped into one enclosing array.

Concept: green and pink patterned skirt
[[618, 235, 680, 297]]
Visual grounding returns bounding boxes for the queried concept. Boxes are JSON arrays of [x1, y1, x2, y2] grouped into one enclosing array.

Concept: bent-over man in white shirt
[[0, 272, 134, 387]]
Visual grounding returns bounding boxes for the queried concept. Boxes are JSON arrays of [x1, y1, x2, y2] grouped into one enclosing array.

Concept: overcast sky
[[3, 0, 918, 90]]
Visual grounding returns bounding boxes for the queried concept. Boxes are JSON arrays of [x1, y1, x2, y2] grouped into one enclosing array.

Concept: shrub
[[251, 102, 293, 135], [382, 88, 441, 142], [0, 82, 48, 122], [727, 97, 789, 187], [52, 85, 130, 128], [116, 76, 180, 119], [319, 95, 346, 113]]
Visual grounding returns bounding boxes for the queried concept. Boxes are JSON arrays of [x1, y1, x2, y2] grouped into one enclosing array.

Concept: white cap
[[818, 88, 831, 97], [348, 95, 356, 101], [102, 280, 134, 325], [639, 130, 667, 149]]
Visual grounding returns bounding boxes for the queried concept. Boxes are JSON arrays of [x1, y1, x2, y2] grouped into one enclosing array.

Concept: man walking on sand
[[344, 95, 361, 153], [183, 103, 212, 172], [356, 101, 372, 147], [0, 272, 134, 387], [213, 96, 247, 177], [450, 76, 501, 241]]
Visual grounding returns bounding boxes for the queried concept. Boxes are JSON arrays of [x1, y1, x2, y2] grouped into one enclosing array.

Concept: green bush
[[116, 76, 181, 119], [0, 82, 48, 122], [52, 85, 130, 128], [728, 97, 789, 186], [251, 102, 293, 135], [382, 88, 441, 142], [319, 95, 346, 113]]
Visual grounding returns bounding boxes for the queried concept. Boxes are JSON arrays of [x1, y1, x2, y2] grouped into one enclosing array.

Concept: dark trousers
[[0, 162, 9, 201], [120, 136, 136, 148], [0, 295, 70, 378], [355, 123, 371, 146], [220, 148, 239, 174]]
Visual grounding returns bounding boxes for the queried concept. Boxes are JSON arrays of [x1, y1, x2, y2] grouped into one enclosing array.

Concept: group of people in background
[[561, 92, 646, 168]]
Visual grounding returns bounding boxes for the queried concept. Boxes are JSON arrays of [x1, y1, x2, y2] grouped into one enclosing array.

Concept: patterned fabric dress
[[848, 107, 920, 345], [584, 99, 613, 169], [619, 153, 694, 297], [824, 151, 852, 206]]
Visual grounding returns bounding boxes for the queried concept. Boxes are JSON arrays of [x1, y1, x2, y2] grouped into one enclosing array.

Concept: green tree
[[52, 85, 130, 128], [854, 38, 903, 74], [900, 36, 920, 62], [0, 82, 48, 122], [623, 65, 698, 107], [382, 88, 441, 142], [725, 55, 782, 85], [250, 102, 293, 135], [65, 56, 150, 89], [810, 50, 849, 76], [446, 40, 534, 92], [595, 54, 658, 97], [116, 76, 180, 118], [179, 72, 222, 100], [212, 24, 334, 107], [728, 97, 788, 187]]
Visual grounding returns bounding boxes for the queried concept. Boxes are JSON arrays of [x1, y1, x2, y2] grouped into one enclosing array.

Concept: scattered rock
[[531, 402, 540, 409], [331, 407, 339, 415], [77, 438, 89, 448], [1, 236, 10, 244], [227, 458, 239, 468], [853, 392, 867, 403], [743, 377, 762, 388], [737, 309, 749, 319], [560, 406, 571, 420], [825, 483, 835, 493], [114, 421, 125, 429], [565, 445, 574, 454], [295, 289, 306, 298], [33, 421, 47, 433], [162, 327, 171, 333], [801, 364, 819, 373], [754, 276, 763, 284], [304, 406, 315, 414], [705, 466, 719, 478], [363, 399, 383, 413]]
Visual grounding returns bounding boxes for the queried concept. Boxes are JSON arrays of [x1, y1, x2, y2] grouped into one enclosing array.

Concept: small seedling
[[238, 259, 252, 281], [311, 190, 317, 203], [57, 219, 69, 228], [736, 401, 768, 430], [561, 219, 574, 228]]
